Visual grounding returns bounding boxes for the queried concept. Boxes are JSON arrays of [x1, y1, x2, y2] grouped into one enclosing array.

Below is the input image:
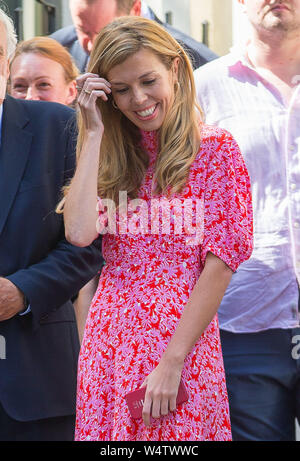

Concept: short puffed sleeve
[[199, 127, 253, 272]]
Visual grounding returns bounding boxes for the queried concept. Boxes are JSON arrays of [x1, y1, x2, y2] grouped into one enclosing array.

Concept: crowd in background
[[0, 0, 299, 443]]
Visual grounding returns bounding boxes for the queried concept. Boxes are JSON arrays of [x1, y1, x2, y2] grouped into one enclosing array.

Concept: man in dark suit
[[0, 9, 103, 441], [51, 0, 217, 73]]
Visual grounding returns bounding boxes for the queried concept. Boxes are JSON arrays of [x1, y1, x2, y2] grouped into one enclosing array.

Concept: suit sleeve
[[6, 115, 104, 323], [7, 234, 103, 322]]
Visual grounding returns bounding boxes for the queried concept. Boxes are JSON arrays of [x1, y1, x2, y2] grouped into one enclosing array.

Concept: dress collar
[[140, 129, 159, 162]]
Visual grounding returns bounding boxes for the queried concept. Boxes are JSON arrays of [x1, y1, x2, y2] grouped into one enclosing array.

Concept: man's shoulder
[[194, 53, 233, 76], [194, 53, 234, 90], [4, 97, 75, 131], [51, 25, 89, 73], [165, 23, 218, 66], [50, 25, 77, 47], [16, 97, 74, 118]]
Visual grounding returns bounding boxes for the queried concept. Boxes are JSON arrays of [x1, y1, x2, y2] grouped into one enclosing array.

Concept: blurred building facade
[[4, 0, 249, 56], [148, 0, 250, 55]]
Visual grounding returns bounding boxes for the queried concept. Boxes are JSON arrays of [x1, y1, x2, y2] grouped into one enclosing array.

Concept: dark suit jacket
[[51, 11, 217, 73], [0, 96, 103, 422]]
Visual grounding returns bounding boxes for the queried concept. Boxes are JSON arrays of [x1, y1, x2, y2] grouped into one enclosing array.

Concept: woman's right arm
[[63, 74, 111, 247]]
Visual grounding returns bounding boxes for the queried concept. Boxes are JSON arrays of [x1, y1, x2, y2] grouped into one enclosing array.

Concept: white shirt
[[194, 48, 300, 333]]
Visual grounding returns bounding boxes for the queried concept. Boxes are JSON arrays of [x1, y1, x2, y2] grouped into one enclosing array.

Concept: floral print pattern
[[75, 125, 253, 441]]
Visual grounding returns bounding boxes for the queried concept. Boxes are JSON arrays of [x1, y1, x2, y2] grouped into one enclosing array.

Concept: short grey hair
[[0, 7, 17, 59]]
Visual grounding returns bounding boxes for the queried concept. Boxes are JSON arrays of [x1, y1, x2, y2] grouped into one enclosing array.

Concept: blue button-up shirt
[[194, 48, 300, 333]]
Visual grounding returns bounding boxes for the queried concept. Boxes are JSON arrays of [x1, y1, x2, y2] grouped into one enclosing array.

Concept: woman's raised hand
[[76, 73, 112, 135]]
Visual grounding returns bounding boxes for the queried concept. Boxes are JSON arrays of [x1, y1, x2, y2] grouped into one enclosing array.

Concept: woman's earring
[[175, 81, 180, 92], [112, 99, 118, 110]]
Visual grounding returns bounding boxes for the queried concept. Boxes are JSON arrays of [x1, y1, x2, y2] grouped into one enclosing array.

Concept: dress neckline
[[140, 129, 158, 143], [140, 130, 159, 163]]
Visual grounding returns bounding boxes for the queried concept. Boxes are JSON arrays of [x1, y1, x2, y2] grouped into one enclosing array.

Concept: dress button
[[294, 222, 300, 228], [291, 183, 297, 190]]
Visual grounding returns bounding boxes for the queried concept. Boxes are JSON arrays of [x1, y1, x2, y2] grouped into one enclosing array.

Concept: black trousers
[[0, 401, 75, 441], [220, 327, 300, 441]]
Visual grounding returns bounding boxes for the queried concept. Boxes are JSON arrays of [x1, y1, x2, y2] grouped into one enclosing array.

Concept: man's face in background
[[239, 0, 300, 34], [70, 0, 120, 54]]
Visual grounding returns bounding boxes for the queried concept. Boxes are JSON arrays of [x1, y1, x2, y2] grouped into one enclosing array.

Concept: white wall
[[190, 0, 232, 56], [162, 0, 190, 34], [61, 0, 72, 25], [145, 0, 163, 20]]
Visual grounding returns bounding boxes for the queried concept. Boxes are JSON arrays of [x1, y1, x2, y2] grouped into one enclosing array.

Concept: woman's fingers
[[160, 396, 169, 416], [76, 74, 112, 112], [79, 89, 109, 105], [151, 394, 161, 420], [76, 73, 111, 98], [142, 391, 152, 427], [76, 72, 98, 86], [82, 82, 111, 99], [75, 74, 112, 133], [169, 394, 177, 413], [142, 391, 174, 426], [76, 72, 110, 88], [140, 365, 182, 426]]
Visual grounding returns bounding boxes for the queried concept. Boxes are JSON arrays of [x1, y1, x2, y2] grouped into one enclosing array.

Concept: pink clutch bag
[[125, 380, 189, 419]]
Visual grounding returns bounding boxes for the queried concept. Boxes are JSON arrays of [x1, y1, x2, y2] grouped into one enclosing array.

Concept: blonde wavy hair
[[61, 16, 203, 207]]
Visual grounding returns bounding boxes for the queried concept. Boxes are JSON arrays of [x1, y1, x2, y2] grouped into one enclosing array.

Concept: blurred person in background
[[194, 0, 300, 441], [51, 0, 217, 73], [9, 36, 78, 105], [0, 9, 103, 441]]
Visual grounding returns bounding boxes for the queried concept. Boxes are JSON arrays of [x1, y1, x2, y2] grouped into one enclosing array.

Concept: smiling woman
[[9, 36, 79, 106], [108, 49, 179, 134], [61, 16, 253, 442]]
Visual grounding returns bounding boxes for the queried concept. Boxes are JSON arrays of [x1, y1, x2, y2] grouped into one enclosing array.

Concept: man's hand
[[0, 278, 25, 321]]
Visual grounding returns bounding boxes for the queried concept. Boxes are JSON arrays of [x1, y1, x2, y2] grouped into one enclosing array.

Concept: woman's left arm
[[142, 252, 233, 426]]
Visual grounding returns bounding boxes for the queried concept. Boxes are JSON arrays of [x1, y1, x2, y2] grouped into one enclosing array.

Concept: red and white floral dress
[[75, 125, 253, 441]]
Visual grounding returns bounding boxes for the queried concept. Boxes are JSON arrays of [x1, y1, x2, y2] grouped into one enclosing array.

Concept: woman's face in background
[[108, 48, 179, 131], [10, 52, 77, 105]]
